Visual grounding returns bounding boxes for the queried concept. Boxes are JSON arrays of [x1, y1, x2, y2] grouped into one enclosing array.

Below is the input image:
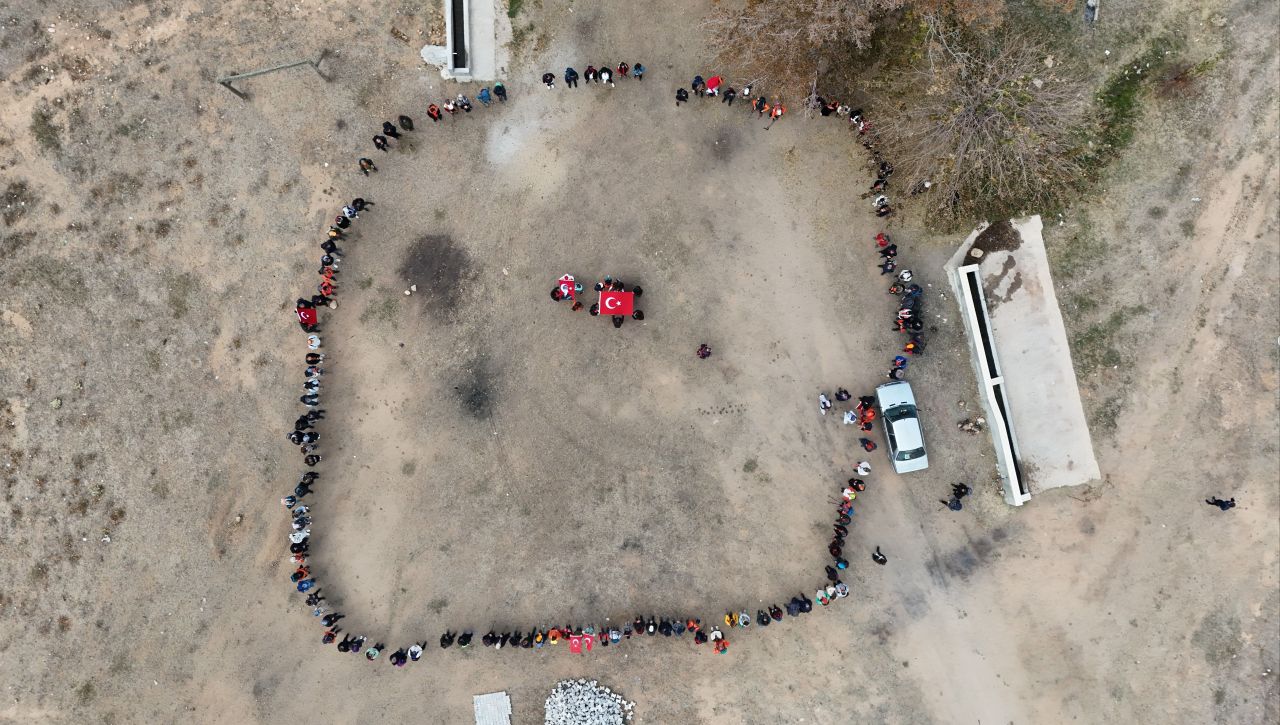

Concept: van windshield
[[896, 447, 926, 461], [885, 404, 917, 423]]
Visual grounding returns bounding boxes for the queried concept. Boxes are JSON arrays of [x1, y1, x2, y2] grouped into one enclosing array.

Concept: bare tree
[[702, 0, 906, 98], [879, 20, 1092, 223]]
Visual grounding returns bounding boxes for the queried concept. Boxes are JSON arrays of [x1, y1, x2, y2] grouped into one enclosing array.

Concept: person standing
[[722, 87, 736, 105], [493, 82, 507, 102], [584, 65, 598, 83], [564, 67, 579, 87], [632, 63, 645, 81], [675, 88, 689, 106], [617, 62, 629, 78], [372, 135, 389, 152], [542, 72, 556, 89], [600, 67, 614, 86], [478, 87, 492, 105], [427, 103, 443, 122], [766, 102, 786, 129], [692, 75, 705, 96], [358, 157, 376, 176], [382, 121, 400, 138]]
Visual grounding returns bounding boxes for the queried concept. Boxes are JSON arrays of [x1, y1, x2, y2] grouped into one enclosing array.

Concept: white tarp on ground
[[474, 691, 512, 725], [946, 216, 1101, 495]]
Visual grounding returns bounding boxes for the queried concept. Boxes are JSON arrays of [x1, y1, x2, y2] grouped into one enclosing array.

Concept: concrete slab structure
[[472, 691, 512, 725], [424, 0, 501, 82], [945, 216, 1101, 504]]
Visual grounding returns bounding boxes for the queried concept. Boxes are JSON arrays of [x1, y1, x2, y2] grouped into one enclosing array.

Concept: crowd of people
[[872, 231, 928, 366], [542, 62, 647, 89], [549, 274, 646, 328], [818, 388, 887, 581], [278, 68, 935, 667], [670, 74, 793, 129]]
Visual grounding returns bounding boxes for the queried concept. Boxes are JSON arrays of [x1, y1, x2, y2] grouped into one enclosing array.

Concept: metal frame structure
[[218, 50, 330, 100]]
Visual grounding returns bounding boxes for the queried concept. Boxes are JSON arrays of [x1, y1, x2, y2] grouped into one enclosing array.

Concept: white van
[[875, 381, 929, 473]]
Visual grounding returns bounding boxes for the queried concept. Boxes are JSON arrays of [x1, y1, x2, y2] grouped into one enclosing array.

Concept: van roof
[[892, 418, 923, 451]]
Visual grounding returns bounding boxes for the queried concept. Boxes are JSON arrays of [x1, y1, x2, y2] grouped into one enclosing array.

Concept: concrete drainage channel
[[425, 0, 500, 81], [447, 0, 470, 79], [955, 259, 1031, 506]]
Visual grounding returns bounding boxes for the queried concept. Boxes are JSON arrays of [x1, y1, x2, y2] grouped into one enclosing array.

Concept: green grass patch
[[507, 0, 524, 18], [1048, 218, 1108, 280], [1089, 395, 1125, 436], [509, 23, 534, 51], [167, 272, 197, 319], [30, 107, 61, 152], [360, 296, 400, 326], [1090, 38, 1180, 165], [1071, 305, 1147, 377]]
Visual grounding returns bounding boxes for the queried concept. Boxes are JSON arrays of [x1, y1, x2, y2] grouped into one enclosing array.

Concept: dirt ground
[[0, 0, 1276, 723]]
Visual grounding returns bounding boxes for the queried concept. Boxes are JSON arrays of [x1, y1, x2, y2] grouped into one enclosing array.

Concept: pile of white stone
[[544, 679, 635, 724]]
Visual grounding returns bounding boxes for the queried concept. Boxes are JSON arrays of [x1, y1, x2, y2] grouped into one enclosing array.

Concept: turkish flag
[[568, 634, 583, 654], [599, 290, 634, 316], [296, 307, 318, 326], [557, 274, 576, 300]]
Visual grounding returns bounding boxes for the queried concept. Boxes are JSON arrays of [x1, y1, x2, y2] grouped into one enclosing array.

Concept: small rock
[[51, 398, 62, 409]]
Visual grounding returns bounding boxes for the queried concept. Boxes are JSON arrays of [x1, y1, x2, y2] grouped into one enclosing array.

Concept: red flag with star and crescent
[[599, 290, 634, 316], [557, 274, 576, 300]]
